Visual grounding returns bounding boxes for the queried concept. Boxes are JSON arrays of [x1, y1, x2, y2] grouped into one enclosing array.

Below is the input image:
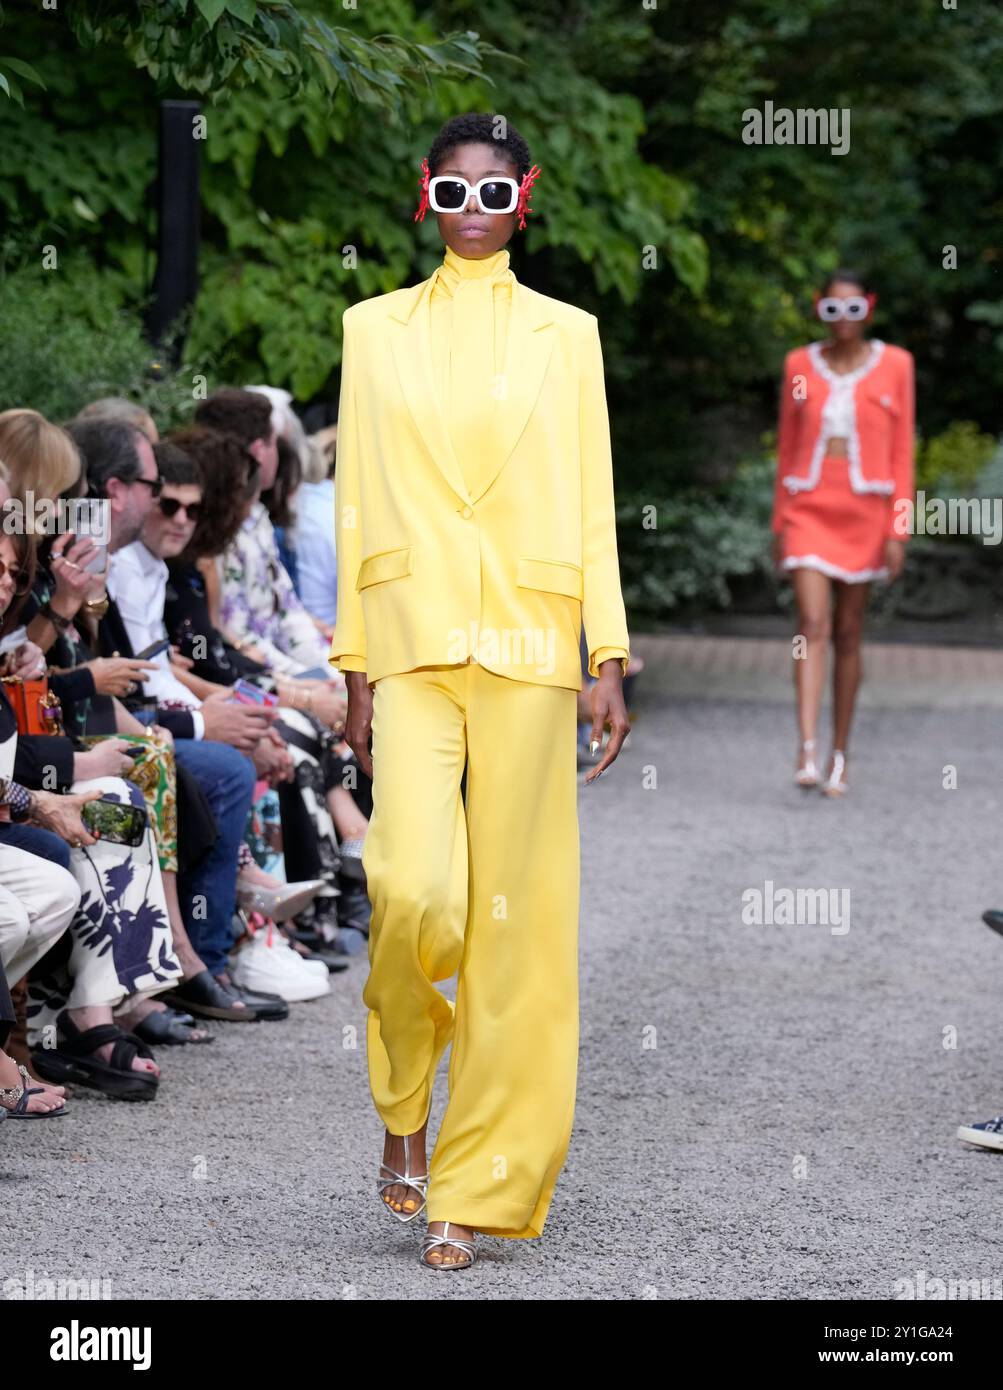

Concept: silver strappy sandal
[[376, 1132, 429, 1223], [420, 1221, 477, 1270]]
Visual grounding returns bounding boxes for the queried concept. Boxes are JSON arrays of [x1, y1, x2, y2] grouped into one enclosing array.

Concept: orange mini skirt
[[781, 455, 890, 584]]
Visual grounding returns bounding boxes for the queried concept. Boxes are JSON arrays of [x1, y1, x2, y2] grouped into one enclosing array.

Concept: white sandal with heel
[[821, 749, 848, 797], [795, 738, 819, 788]]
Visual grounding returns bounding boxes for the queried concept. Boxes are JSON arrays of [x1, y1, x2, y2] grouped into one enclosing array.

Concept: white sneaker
[[231, 928, 330, 1002]]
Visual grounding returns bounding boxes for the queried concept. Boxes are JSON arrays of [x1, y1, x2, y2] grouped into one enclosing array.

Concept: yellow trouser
[[362, 660, 580, 1239]]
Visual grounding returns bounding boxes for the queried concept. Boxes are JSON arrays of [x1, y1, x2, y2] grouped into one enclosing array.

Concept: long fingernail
[[590, 740, 599, 756]]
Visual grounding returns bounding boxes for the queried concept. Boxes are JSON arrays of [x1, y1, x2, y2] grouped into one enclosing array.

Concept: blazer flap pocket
[[356, 545, 414, 591], [517, 556, 584, 601]]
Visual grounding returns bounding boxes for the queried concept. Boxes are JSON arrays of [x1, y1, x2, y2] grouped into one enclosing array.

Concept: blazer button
[[460, 505, 473, 519]]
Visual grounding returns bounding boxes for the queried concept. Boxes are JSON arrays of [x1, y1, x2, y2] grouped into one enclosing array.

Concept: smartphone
[[135, 637, 171, 661], [231, 678, 279, 707], [80, 798, 148, 847], [83, 540, 108, 576], [123, 745, 146, 760]]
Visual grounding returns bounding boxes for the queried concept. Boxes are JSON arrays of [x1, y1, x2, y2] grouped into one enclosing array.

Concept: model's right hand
[[345, 672, 374, 779]]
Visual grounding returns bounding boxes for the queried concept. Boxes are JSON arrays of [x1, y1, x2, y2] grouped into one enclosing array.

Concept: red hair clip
[[516, 164, 541, 231], [414, 157, 431, 224]]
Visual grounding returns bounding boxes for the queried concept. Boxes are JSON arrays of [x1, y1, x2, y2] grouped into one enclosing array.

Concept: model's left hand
[[584, 665, 630, 784], [884, 538, 906, 582]]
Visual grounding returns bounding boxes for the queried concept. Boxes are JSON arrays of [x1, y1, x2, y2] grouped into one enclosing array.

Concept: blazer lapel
[[388, 270, 555, 507]]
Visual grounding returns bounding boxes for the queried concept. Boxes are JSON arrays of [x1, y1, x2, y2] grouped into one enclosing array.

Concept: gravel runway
[[4, 645, 1000, 1300]]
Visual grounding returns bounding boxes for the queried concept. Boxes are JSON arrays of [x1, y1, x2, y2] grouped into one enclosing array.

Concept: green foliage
[[60, 0, 500, 109], [618, 457, 776, 616], [915, 421, 998, 495], [0, 0, 703, 401], [0, 261, 204, 429]]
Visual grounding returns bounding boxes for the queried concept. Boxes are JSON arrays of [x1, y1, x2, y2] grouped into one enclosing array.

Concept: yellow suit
[[329, 247, 629, 1240]]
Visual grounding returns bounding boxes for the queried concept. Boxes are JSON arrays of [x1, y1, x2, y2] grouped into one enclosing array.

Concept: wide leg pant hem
[[424, 1189, 556, 1241]]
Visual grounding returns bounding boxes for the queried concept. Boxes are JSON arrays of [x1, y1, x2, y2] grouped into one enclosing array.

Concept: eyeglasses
[[157, 497, 202, 523], [816, 295, 873, 322], [131, 475, 163, 498], [427, 176, 521, 215]]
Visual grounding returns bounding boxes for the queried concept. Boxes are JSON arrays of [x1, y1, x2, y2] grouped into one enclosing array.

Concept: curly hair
[[425, 112, 532, 181], [167, 425, 259, 560], [193, 388, 273, 449]]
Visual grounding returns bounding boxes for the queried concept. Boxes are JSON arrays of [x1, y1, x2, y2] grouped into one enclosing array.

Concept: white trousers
[[0, 841, 80, 990]]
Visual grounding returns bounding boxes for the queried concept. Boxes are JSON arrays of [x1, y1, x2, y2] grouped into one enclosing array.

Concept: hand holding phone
[[80, 797, 148, 847]]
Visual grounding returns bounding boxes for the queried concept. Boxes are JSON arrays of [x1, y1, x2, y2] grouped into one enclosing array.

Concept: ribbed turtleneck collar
[[435, 244, 512, 297]]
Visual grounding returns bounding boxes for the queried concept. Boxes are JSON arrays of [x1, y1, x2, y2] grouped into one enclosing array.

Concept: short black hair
[[821, 267, 869, 295], [64, 417, 146, 498], [426, 112, 532, 181], [154, 439, 203, 491]]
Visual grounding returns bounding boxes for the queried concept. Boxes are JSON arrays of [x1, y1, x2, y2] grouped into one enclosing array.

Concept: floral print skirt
[[25, 775, 182, 1047]]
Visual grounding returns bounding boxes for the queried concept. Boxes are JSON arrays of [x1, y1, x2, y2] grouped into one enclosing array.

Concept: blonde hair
[[0, 408, 81, 503]]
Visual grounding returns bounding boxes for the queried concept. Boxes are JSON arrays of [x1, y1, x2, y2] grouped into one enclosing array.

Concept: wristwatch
[[41, 602, 72, 633]]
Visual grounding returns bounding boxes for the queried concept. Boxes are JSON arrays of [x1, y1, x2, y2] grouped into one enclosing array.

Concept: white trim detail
[[782, 554, 889, 584], [782, 339, 894, 499]]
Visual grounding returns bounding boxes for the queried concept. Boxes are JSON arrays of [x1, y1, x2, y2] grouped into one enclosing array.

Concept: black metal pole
[[144, 99, 202, 365]]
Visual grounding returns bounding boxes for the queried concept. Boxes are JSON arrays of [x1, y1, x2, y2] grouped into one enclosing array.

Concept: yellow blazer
[[328, 267, 630, 690]]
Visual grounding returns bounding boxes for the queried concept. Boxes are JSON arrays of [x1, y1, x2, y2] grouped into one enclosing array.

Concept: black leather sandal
[[132, 1005, 215, 1046], [32, 1012, 159, 1101], [161, 969, 257, 1021]]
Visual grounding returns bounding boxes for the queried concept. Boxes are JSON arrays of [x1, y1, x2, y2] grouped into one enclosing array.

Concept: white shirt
[[107, 541, 206, 739]]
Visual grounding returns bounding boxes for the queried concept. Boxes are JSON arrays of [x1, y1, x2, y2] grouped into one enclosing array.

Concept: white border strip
[[782, 554, 889, 583]]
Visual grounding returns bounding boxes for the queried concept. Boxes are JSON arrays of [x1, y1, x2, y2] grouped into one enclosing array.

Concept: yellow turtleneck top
[[429, 244, 513, 496]]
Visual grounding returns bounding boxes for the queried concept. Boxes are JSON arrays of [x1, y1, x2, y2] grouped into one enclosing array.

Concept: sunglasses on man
[[157, 496, 201, 523], [426, 175, 522, 215], [131, 475, 164, 498]]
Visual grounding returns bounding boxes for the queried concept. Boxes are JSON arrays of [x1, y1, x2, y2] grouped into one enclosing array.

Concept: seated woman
[[163, 426, 372, 950]]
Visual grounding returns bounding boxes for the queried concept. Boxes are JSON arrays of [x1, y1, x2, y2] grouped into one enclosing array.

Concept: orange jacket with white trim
[[771, 339, 915, 539]]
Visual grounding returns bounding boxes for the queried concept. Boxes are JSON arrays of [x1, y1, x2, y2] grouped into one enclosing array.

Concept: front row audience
[[0, 387, 374, 1115]]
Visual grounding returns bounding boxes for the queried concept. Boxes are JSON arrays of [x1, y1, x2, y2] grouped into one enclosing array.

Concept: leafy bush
[[618, 455, 775, 617], [0, 261, 207, 428], [915, 420, 997, 495]]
